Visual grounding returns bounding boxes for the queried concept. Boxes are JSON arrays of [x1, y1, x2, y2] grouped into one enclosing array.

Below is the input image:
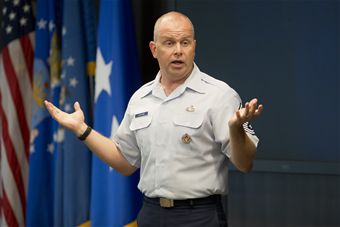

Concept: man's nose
[[174, 43, 182, 55]]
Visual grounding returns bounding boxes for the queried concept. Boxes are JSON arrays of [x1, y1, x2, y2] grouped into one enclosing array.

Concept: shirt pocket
[[173, 113, 204, 129], [129, 113, 152, 152], [172, 113, 205, 158], [129, 115, 152, 131]]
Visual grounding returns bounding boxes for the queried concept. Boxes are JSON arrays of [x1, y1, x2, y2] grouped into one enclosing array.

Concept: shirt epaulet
[[141, 80, 155, 88], [131, 79, 155, 99], [201, 73, 237, 95]]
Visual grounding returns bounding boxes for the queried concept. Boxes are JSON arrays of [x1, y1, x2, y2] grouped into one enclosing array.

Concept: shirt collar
[[185, 63, 206, 94], [139, 63, 206, 99]]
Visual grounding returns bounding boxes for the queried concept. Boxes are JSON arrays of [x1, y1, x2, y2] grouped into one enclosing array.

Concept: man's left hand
[[229, 98, 263, 127]]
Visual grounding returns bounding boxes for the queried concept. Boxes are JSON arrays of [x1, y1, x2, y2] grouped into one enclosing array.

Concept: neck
[[159, 65, 194, 96], [160, 76, 186, 96]]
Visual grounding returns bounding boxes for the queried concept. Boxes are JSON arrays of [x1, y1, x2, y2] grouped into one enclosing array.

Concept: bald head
[[153, 11, 195, 41]]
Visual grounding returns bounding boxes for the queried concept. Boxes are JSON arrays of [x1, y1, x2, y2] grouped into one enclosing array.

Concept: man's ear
[[149, 41, 157, 59]]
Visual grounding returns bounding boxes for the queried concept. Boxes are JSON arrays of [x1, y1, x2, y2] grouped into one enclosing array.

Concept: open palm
[[44, 100, 85, 134], [229, 98, 263, 127]]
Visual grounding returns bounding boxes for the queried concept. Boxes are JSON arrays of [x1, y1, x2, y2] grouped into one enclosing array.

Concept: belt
[[143, 195, 221, 208]]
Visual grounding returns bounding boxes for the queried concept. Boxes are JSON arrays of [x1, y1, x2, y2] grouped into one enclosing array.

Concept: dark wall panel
[[228, 171, 340, 227], [131, 1, 340, 226], [176, 0, 339, 163]]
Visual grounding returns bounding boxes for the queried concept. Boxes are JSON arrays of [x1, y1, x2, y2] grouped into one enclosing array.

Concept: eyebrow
[[160, 35, 193, 40]]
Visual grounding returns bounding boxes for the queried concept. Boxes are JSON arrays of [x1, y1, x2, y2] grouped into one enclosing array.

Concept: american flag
[[0, 0, 35, 226]]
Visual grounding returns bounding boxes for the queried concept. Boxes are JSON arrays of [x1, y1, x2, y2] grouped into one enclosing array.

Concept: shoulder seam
[[140, 80, 155, 88]]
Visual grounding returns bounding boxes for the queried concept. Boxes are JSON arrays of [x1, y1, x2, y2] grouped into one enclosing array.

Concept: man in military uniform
[[45, 11, 263, 227]]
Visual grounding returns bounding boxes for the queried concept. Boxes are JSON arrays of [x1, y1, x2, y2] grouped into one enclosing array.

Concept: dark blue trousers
[[137, 196, 228, 227]]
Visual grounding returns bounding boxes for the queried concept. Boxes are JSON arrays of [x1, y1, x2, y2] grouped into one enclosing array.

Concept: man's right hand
[[44, 100, 87, 137], [44, 100, 137, 175]]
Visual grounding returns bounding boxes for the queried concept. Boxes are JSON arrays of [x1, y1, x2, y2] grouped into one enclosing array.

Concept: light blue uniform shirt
[[114, 64, 259, 199]]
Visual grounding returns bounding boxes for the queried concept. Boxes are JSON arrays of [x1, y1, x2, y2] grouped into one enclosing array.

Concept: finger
[[74, 101, 81, 111], [236, 108, 248, 123], [254, 104, 264, 116], [243, 102, 250, 117], [44, 102, 55, 117], [247, 100, 257, 117], [44, 100, 55, 114], [248, 98, 262, 116], [44, 100, 62, 119], [44, 100, 51, 107], [250, 98, 258, 104], [236, 109, 242, 120]]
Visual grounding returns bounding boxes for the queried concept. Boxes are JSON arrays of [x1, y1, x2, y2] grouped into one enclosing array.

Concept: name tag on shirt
[[135, 111, 148, 118]]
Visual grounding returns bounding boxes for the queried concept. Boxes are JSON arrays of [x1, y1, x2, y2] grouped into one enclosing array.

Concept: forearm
[[226, 98, 263, 172], [44, 100, 136, 175], [77, 123, 137, 176], [228, 123, 256, 172]]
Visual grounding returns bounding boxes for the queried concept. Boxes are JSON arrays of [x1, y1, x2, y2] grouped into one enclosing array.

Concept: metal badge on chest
[[181, 104, 196, 144]]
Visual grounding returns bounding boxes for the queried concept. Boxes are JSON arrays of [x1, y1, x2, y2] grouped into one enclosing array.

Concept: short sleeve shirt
[[113, 64, 259, 199]]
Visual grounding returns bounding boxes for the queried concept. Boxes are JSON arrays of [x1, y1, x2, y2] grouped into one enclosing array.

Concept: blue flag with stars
[[91, 0, 142, 226], [53, 0, 95, 226], [27, 0, 95, 226], [27, 0, 62, 225]]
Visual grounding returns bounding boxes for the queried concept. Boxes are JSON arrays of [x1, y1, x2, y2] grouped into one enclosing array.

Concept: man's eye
[[165, 41, 173, 46], [182, 40, 190, 47]]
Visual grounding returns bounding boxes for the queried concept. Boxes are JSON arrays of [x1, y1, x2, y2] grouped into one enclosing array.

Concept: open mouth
[[171, 60, 184, 66]]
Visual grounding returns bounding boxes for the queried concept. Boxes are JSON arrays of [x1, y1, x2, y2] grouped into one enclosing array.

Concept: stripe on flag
[[0, 0, 35, 226]]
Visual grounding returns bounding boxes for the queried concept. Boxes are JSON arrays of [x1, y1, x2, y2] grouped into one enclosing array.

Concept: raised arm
[[44, 100, 137, 176], [228, 98, 263, 172]]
